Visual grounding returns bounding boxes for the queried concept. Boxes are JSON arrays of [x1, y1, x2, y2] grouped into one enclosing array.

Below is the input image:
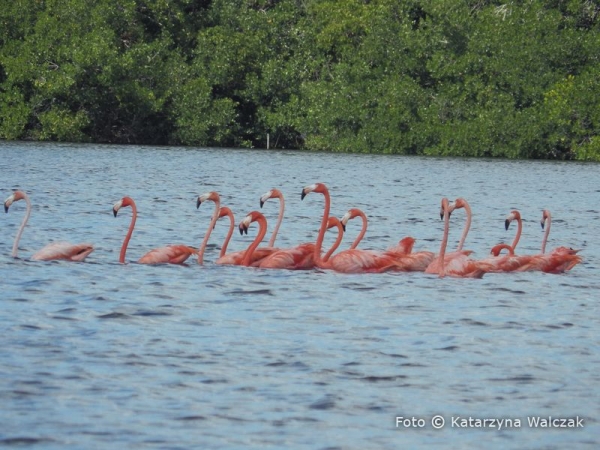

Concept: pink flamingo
[[340, 207, 434, 271], [113, 196, 196, 264], [4, 190, 94, 261], [504, 210, 523, 252], [259, 188, 285, 247], [301, 183, 401, 274], [425, 198, 485, 278], [236, 211, 281, 266], [195, 191, 222, 264]]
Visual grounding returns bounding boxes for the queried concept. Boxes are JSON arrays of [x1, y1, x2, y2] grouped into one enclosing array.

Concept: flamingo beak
[[505, 219, 510, 231], [112, 199, 123, 217], [196, 198, 202, 209], [260, 199, 265, 208]]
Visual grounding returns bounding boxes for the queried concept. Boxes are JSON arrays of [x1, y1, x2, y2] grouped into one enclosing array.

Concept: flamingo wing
[[137, 245, 197, 264], [443, 254, 485, 278], [386, 251, 435, 272], [329, 250, 400, 274], [31, 242, 94, 262]]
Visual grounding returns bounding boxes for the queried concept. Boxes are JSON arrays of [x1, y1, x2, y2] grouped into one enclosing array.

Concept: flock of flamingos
[[4, 183, 582, 278]]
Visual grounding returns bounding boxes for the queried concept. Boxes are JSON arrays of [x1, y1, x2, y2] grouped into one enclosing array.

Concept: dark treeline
[[1, 0, 599, 159]]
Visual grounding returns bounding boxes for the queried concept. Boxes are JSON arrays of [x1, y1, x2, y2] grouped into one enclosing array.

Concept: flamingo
[[259, 188, 285, 247], [504, 210, 523, 252], [206, 207, 280, 267], [340, 207, 434, 271], [425, 198, 485, 278], [113, 196, 196, 264], [236, 211, 282, 266], [4, 190, 94, 261], [301, 183, 401, 274], [195, 191, 222, 264]]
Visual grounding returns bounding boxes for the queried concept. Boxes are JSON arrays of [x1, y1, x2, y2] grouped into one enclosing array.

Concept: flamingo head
[[260, 188, 282, 208], [301, 182, 327, 200], [218, 206, 232, 219], [197, 191, 220, 209], [238, 211, 264, 235], [490, 243, 515, 256], [4, 190, 26, 213], [327, 216, 342, 230], [112, 196, 134, 217], [505, 210, 521, 231]]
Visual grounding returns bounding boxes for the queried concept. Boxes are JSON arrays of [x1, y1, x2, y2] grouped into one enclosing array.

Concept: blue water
[[1, 141, 598, 449]]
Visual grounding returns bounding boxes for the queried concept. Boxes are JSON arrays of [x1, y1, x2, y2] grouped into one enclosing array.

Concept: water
[[0, 140, 598, 449]]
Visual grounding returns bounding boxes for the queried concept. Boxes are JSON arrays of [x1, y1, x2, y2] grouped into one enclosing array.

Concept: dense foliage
[[1, 0, 599, 159]]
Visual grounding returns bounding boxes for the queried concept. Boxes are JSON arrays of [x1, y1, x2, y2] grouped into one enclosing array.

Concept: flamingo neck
[[457, 203, 471, 251], [11, 192, 31, 258], [220, 211, 235, 258], [198, 198, 221, 264], [350, 210, 368, 249], [120, 201, 137, 264], [242, 216, 267, 266], [541, 213, 551, 254], [268, 196, 284, 247], [438, 204, 451, 277], [323, 220, 344, 262], [313, 188, 331, 268], [511, 216, 522, 252]]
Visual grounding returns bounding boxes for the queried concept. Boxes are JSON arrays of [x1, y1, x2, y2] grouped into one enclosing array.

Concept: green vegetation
[[1, 0, 599, 159]]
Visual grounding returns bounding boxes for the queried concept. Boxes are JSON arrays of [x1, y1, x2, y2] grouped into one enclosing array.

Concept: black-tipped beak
[[196, 198, 202, 209], [540, 221, 545, 230], [239, 224, 248, 235], [260, 200, 265, 208], [505, 219, 510, 231], [342, 223, 346, 232], [4, 205, 8, 213], [301, 190, 307, 200], [113, 209, 118, 218]]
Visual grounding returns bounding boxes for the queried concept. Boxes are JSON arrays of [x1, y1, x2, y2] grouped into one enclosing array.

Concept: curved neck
[[11, 192, 31, 258], [541, 211, 551, 254], [457, 202, 471, 252], [220, 209, 235, 258], [313, 188, 331, 267], [198, 197, 221, 264], [437, 201, 451, 277], [268, 195, 284, 247], [350, 210, 368, 249], [491, 243, 515, 256], [323, 219, 344, 261], [120, 200, 137, 264], [511, 216, 522, 252], [242, 216, 268, 266]]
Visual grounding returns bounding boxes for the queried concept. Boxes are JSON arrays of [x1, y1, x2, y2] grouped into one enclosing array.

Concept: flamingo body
[[31, 242, 95, 262]]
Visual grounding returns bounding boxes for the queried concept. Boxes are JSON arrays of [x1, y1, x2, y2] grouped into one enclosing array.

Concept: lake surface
[[1, 140, 598, 449]]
